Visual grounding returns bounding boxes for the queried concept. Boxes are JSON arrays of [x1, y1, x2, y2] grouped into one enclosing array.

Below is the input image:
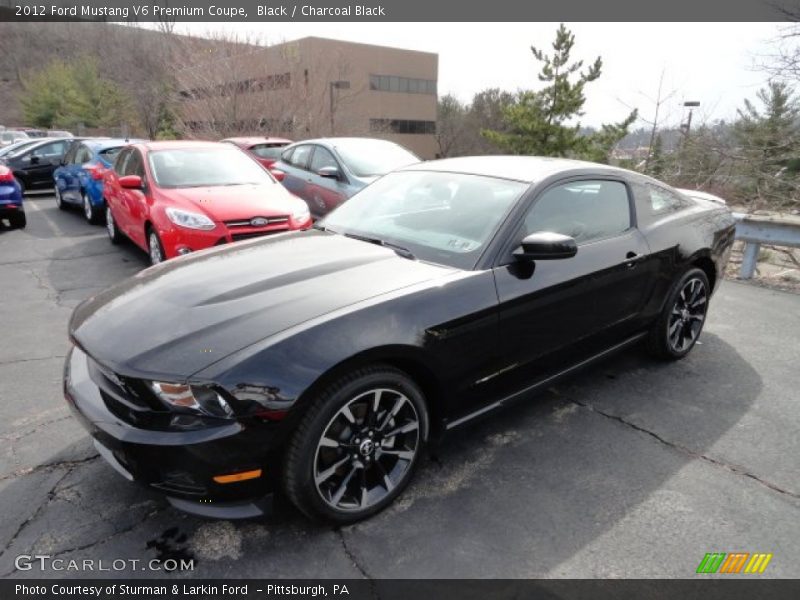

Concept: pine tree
[[482, 24, 637, 162]]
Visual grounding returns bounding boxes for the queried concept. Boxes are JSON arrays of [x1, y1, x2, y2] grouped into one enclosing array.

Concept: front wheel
[[147, 228, 166, 265], [646, 267, 710, 360], [283, 366, 428, 523]]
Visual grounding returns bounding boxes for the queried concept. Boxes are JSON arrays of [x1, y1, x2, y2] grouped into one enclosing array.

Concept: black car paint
[[65, 161, 736, 516], [2, 138, 83, 190]]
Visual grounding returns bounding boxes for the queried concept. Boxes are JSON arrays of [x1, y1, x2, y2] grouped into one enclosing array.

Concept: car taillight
[[86, 165, 105, 180], [0, 167, 14, 182]]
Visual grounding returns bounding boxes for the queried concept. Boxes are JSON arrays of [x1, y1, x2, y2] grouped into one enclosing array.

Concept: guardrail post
[[740, 241, 760, 280]]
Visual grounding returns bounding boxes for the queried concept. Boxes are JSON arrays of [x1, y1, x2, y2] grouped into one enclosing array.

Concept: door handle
[[625, 251, 643, 268]]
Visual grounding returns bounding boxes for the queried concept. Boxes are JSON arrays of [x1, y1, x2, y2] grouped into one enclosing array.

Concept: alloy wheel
[[667, 277, 707, 352], [148, 231, 163, 265], [83, 193, 93, 221], [313, 388, 420, 512], [55, 187, 63, 208]]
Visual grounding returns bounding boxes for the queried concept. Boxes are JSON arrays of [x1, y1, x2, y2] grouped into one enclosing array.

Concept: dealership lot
[[0, 195, 799, 579]]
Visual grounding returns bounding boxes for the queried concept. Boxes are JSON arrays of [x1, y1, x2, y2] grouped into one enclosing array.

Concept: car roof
[[290, 137, 404, 147], [397, 155, 632, 183], [138, 140, 228, 152], [85, 138, 146, 151], [222, 137, 292, 146]]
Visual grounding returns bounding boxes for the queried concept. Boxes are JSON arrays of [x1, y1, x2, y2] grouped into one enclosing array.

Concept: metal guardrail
[[733, 212, 800, 279]]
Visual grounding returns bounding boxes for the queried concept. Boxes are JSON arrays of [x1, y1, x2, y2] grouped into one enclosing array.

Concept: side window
[[288, 144, 313, 169], [280, 147, 294, 163], [114, 148, 132, 175], [74, 145, 93, 164], [309, 146, 338, 172], [36, 140, 68, 158], [63, 143, 79, 165], [524, 180, 631, 244], [647, 184, 687, 215], [127, 150, 145, 178]]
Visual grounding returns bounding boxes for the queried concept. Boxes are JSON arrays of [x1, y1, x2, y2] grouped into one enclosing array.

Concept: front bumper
[[63, 345, 278, 518]]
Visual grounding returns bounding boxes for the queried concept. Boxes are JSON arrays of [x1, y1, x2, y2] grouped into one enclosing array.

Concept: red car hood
[[167, 184, 300, 221]]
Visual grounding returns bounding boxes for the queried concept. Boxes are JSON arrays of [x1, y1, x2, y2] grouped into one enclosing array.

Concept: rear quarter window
[[647, 184, 691, 216]]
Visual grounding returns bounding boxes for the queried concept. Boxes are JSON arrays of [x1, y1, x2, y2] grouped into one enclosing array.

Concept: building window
[[370, 119, 436, 134], [370, 74, 436, 95]]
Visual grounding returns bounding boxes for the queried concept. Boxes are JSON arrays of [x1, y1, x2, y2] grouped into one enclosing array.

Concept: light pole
[[329, 80, 350, 135], [682, 100, 700, 138]]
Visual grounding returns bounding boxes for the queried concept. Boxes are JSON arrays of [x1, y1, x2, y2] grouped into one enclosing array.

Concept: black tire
[[9, 211, 26, 229], [106, 205, 122, 244], [645, 267, 710, 360], [147, 227, 165, 265], [16, 177, 26, 197], [54, 186, 67, 210], [284, 365, 429, 523], [82, 191, 101, 224]]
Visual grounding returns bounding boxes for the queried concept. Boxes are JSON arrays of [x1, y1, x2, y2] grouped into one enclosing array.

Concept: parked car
[[0, 138, 73, 193], [0, 130, 28, 148], [221, 137, 292, 169], [54, 138, 144, 224], [103, 141, 312, 264], [273, 137, 420, 218], [64, 156, 735, 522], [47, 130, 74, 138], [0, 138, 47, 159], [0, 165, 25, 228]]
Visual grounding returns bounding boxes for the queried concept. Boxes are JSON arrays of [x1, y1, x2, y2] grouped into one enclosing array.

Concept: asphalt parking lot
[[0, 194, 799, 580]]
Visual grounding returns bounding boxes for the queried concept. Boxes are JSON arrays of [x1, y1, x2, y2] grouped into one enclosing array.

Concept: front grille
[[224, 216, 289, 228], [231, 231, 279, 242]]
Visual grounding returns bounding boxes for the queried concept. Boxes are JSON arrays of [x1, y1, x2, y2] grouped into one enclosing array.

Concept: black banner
[[1, 0, 800, 22], [4, 580, 800, 600]]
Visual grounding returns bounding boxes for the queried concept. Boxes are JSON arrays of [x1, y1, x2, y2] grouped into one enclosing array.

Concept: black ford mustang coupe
[[64, 157, 735, 522]]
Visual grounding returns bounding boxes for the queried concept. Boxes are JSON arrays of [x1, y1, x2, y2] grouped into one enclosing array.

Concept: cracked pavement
[[0, 195, 798, 579]]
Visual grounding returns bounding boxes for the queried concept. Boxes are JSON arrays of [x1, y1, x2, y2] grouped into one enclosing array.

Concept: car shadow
[[0, 331, 761, 578]]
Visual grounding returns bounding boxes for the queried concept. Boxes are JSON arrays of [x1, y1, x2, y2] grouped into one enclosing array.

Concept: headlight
[[292, 201, 310, 222], [149, 381, 233, 418], [165, 207, 216, 230]]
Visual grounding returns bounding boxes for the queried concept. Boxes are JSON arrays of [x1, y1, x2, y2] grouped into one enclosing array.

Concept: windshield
[[0, 140, 37, 157], [148, 146, 275, 188], [320, 171, 527, 269], [333, 139, 419, 177]]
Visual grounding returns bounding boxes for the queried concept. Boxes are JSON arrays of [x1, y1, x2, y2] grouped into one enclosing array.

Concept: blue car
[[0, 165, 25, 229], [53, 138, 143, 224], [272, 137, 419, 218]]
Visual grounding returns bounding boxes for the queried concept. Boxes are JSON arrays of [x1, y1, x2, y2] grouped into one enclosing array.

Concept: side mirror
[[270, 168, 286, 182], [514, 231, 577, 261], [317, 165, 340, 179], [119, 174, 143, 190], [29, 154, 40, 164]]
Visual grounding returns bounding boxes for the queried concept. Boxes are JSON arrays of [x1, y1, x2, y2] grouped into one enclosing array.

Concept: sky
[[175, 22, 787, 129]]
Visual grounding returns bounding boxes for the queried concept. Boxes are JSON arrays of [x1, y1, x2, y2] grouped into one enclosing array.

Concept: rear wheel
[[147, 227, 165, 265], [284, 366, 428, 523], [55, 186, 66, 210], [83, 191, 100, 224], [646, 267, 710, 360], [106, 205, 121, 244]]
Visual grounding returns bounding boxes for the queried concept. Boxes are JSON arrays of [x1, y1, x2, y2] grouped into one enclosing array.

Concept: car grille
[[224, 216, 289, 228]]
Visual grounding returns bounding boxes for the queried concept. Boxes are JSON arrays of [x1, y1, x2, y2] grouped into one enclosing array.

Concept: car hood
[[70, 230, 454, 379], [166, 184, 301, 221]]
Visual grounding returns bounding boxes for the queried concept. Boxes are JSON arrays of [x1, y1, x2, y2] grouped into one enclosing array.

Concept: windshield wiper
[[343, 232, 415, 260]]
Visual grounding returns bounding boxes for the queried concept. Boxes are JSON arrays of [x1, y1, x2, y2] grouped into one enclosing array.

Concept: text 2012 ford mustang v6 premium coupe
[[64, 157, 735, 522]]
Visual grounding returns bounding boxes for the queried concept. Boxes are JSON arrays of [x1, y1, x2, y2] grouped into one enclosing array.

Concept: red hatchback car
[[220, 137, 293, 168], [103, 141, 312, 264]]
